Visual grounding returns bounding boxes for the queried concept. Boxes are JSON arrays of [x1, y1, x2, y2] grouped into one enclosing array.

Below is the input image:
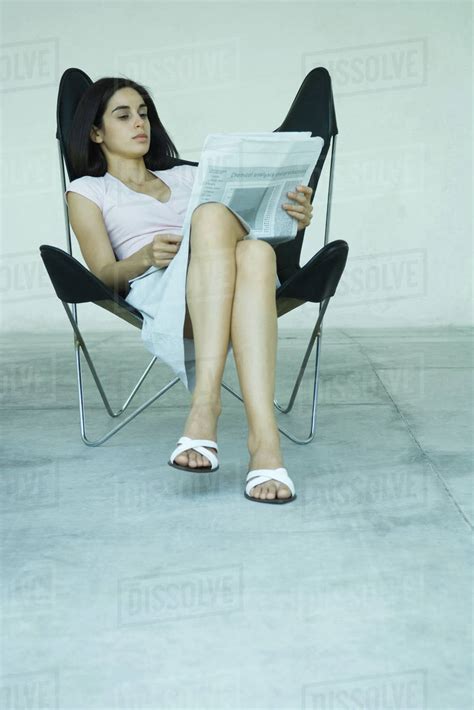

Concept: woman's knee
[[235, 239, 277, 272], [190, 202, 247, 246], [191, 201, 228, 220]]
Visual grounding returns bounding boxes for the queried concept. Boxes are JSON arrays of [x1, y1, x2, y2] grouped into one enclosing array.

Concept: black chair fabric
[[40, 244, 143, 320], [276, 239, 347, 302], [273, 67, 338, 283]]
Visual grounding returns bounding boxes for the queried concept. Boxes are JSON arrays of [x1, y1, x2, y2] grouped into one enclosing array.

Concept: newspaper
[[181, 131, 325, 246]]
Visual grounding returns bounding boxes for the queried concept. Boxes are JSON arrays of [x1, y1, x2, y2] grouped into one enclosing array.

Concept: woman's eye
[[118, 114, 148, 120]]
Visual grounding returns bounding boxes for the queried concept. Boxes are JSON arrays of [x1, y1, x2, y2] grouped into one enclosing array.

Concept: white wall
[[1, 1, 472, 332]]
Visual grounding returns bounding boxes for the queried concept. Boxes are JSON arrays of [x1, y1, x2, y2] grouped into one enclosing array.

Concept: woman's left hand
[[282, 185, 314, 229]]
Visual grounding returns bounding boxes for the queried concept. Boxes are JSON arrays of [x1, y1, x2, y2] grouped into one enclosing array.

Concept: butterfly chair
[[40, 66, 348, 447]]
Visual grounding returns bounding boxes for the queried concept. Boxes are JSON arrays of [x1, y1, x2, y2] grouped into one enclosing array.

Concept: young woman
[[65, 77, 313, 504]]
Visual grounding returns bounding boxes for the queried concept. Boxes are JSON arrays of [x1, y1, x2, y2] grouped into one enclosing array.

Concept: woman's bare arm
[[66, 192, 152, 294]]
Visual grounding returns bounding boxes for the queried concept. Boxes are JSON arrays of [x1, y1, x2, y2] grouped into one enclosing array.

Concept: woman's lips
[[133, 135, 148, 141]]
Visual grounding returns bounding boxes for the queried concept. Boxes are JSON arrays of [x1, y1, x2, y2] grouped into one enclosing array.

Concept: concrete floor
[[0, 326, 472, 710]]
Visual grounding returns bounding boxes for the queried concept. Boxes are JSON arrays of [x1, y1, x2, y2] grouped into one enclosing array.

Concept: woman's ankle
[[247, 430, 281, 455], [191, 395, 222, 415]]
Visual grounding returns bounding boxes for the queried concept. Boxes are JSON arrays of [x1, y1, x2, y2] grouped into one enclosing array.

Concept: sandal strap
[[245, 468, 295, 496], [176, 436, 218, 452], [170, 436, 219, 469]]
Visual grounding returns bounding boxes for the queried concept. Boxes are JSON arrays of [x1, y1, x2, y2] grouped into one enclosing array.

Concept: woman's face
[[90, 87, 151, 159]]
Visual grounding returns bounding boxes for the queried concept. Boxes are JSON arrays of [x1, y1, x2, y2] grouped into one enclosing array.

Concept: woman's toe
[[266, 484, 276, 500], [277, 483, 292, 499], [246, 480, 292, 500], [250, 485, 260, 499]]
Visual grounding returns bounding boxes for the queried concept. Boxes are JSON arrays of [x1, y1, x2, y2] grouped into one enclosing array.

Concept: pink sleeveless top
[[64, 164, 197, 260]]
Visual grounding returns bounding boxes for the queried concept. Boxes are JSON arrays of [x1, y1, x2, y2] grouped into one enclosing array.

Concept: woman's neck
[[106, 159, 155, 187]]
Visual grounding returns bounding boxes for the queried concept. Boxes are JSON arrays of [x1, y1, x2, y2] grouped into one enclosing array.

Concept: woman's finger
[[286, 210, 308, 222], [287, 191, 305, 204], [296, 185, 313, 196], [158, 243, 179, 253], [283, 202, 302, 211], [287, 190, 312, 207]]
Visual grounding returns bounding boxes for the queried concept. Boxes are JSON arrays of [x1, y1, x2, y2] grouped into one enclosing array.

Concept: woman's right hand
[[145, 233, 183, 268]]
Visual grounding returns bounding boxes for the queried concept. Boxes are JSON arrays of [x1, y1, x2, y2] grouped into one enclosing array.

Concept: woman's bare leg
[[230, 240, 292, 500], [173, 202, 246, 469]]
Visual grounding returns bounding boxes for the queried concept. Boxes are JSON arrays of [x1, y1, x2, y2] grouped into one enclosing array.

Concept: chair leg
[[62, 301, 180, 447], [221, 298, 330, 445]]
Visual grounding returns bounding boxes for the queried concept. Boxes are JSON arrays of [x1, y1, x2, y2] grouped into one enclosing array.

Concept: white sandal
[[168, 436, 219, 472], [244, 467, 296, 504]]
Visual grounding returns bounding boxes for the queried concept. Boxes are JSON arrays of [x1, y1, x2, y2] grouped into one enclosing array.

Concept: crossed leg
[[176, 202, 291, 501]]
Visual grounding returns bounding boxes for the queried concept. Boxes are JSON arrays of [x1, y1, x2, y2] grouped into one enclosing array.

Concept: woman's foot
[[246, 443, 293, 501], [173, 401, 221, 469]]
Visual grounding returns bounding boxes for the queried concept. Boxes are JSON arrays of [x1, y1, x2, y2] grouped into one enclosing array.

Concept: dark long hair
[[67, 76, 180, 178]]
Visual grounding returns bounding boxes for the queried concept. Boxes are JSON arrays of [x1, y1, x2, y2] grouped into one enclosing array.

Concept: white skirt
[[125, 209, 281, 393]]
